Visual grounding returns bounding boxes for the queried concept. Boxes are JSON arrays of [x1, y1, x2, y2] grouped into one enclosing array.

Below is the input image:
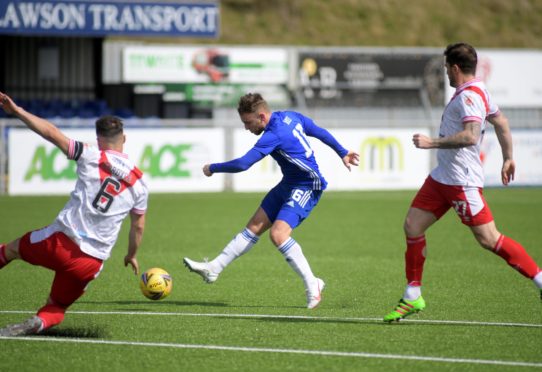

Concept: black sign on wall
[[298, 51, 445, 108]]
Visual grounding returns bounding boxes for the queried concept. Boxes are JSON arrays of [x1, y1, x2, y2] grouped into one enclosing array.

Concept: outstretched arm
[[304, 121, 347, 154], [488, 112, 515, 185], [413, 121, 481, 149], [303, 119, 358, 170], [124, 212, 146, 275], [203, 148, 265, 177], [0, 91, 70, 155]]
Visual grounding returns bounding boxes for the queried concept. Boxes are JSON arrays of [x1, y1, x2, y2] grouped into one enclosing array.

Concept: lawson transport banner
[[0, 0, 219, 37], [8, 128, 225, 195]]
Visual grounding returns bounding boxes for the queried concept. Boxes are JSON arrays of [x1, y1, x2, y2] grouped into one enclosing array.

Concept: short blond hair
[[237, 93, 269, 115]]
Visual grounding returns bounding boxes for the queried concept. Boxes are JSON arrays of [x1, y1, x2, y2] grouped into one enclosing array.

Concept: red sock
[[493, 235, 541, 279], [37, 303, 67, 330], [405, 235, 426, 286], [0, 244, 8, 269]]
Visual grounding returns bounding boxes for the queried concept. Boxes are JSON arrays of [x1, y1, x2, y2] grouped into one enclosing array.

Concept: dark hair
[[95, 115, 123, 138], [237, 93, 269, 115], [444, 42, 477, 75]]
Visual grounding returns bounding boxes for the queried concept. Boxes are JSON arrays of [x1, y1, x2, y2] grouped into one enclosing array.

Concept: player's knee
[[478, 238, 493, 250], [5, 239, 22, 260], [268, 231, 281, 246], [403, 217, 420, 237], [269, 228, 286, 247], [474, 232, 499, 250], [246, 224, 266, 237]]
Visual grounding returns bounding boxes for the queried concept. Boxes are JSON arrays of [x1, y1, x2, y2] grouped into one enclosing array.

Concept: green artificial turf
[[1, 188, 541, 371]]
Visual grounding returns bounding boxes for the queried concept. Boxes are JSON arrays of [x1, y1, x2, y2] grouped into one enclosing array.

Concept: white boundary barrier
[[1, 118, 542, 195]]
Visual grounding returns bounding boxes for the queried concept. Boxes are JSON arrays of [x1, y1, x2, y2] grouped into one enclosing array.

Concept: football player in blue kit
[[183, 93, 359, 309]]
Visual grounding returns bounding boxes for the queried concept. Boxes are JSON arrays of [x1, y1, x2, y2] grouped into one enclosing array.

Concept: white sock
[[278, 238, 316, 289], [403, 285, 422, 301], [533, 271, 542, 289], [209, 228, 259, 273]]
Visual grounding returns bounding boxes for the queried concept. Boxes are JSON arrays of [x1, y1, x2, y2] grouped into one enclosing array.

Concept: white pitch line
[[1, 336, 541, 368], [1, 310, 541, 328]]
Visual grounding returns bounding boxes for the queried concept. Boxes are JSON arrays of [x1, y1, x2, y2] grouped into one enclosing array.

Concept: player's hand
[[124, 255, 139, 275], [203, 164, 213, 177], [0, 91, 18, 115], [501, 159, 515, 186], [412, 134, 433, 149], [342, 150, 360, 171]]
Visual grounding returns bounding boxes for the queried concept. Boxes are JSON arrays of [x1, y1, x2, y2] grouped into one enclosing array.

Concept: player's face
[[445, 62, 458, 88], [240, 112, 265, 135]]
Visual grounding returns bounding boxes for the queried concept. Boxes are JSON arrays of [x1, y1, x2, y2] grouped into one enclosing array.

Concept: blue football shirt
[[211, 111, 348, 190]]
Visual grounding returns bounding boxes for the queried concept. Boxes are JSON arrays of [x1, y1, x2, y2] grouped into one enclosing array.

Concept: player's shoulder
[[107, 151, 142, 173], [74, 141, 99, 152], [70, 141, 99, 161], [136, 171, 150, 193], [460, 80, 490, 99], [455, 81, 488, 108], [124, 163, 148, 197], [271, 110, 306, 127]]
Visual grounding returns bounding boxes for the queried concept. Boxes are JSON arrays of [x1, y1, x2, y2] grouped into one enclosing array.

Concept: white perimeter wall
[[7, 125, 542, 195]]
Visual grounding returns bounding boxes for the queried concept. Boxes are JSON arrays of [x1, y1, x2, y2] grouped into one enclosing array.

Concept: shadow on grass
[[77, 300, 228, 307], [40, 326, 109, 338], [87, 301, 305, 310], [230, 304, 303, 310]]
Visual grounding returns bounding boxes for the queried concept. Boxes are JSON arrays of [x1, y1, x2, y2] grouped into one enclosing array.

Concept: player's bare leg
[[0, 239, 21, 269]]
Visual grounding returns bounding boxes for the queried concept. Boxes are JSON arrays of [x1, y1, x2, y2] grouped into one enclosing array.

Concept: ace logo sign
[[8, 127, 225, 195], [139, 144, 193, 178], [24, 145, 77, 181]]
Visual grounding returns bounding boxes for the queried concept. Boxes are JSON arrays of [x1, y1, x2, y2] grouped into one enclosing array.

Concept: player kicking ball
[[384, 43, 542, 322], [183, 93, 359, 309]]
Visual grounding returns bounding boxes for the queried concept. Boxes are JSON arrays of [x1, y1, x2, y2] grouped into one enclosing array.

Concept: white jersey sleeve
[[53, 140, 149, 260]]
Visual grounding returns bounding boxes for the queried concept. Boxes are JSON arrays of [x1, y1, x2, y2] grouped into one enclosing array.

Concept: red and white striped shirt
[[51, 140, 148, 260], [431, 79, 499, 187]]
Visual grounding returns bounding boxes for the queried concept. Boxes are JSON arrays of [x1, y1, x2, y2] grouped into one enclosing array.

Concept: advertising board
[[8, 127, 225, 195]]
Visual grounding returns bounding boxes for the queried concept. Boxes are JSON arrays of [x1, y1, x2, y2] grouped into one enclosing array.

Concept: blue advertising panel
[[0, 0, 219, 37]]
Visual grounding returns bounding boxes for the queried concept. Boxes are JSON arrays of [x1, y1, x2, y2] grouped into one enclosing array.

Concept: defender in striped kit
[[183, 93, 359, 309], [0, 92, 148, 336]]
